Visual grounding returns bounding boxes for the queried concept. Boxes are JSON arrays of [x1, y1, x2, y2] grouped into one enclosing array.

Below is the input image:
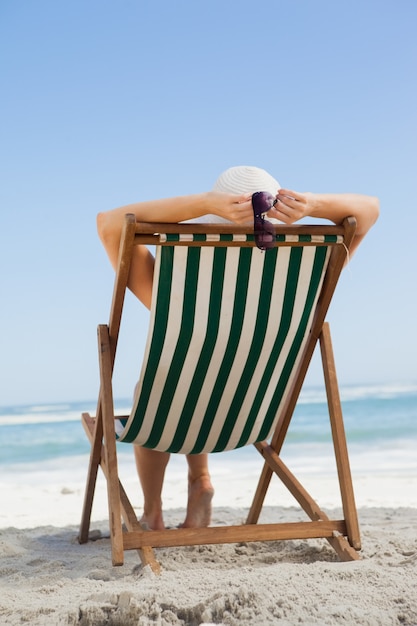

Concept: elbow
[[354, 196, 380, 238], [96, 210, 119, 247], [360, 196, 380, 234], [96, 211, 108, 243], [96, 211, 121, 263], [370, 196, 380, 226]]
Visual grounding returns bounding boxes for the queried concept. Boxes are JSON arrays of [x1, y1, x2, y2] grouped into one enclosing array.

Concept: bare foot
[[180, 475, 214, 528], [139, 509, 165, 531]]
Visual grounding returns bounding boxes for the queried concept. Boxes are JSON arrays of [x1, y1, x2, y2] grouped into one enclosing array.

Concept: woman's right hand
[[207, 191, 253, 224]]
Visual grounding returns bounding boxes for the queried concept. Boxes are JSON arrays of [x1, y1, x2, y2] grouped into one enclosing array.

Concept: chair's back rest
[[117, 229, 347, 454]]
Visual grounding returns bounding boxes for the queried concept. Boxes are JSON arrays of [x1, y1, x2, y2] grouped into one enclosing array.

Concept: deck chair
[[79, 214, 361, 573]]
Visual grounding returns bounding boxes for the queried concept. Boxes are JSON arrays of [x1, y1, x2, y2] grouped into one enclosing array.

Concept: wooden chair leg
[[246, 456, 273, 524], [97, 324, 125, 565], [256, 441, 359, 560], [80, 412, 161, 573], [78, 408, 103, 544], [320, 322, 361, 550], [80, 324, 161, 571]]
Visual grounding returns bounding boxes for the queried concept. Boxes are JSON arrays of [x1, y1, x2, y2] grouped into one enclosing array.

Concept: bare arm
[[96, 191, 252, 308], [98, 191, 253, 231], [269, 190, 380, 257]]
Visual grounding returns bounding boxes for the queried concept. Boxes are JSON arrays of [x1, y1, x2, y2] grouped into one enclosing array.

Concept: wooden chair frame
[[79, 215, 360, 573]]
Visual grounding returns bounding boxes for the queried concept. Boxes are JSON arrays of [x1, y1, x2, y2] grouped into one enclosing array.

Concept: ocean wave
[[28, 403, 73, 413], [0, 402, 132, 427], [0, 412, 85, 427], [299, 382, 417, 404]]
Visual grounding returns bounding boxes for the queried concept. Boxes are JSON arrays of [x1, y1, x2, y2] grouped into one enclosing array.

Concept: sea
[[1, 383, 417, 527]]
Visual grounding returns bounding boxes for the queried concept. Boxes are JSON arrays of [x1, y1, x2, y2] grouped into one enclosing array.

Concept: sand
[[1, 445, 417, 625], [1, 505, 416, 625]]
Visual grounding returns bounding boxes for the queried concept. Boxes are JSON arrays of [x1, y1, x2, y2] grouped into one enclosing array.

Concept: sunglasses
[[252, 191, 277, 251]]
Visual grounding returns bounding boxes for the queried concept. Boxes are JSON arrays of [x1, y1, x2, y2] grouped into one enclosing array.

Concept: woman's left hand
[[267, 189, 317, 224]]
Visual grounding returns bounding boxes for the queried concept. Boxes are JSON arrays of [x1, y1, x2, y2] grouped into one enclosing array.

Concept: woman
[[96, 165, 379, 531]]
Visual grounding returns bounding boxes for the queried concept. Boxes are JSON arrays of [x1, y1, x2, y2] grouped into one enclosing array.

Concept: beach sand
[[1, 442, 417, 625], [1, 504, 417, 625]]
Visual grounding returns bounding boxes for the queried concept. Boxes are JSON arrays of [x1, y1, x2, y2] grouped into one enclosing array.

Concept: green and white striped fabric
[[116, 235, 337, 454]]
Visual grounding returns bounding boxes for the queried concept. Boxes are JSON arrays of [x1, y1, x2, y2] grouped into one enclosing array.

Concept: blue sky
[[1, 0, 416, 406]]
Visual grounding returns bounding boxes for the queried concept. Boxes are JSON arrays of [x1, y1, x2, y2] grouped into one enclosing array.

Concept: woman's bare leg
[[134, 446, 170, 530], [182, 454, 214, 528]]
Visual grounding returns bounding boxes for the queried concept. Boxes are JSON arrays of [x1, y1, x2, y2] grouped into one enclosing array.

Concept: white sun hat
[[186, 165, 280, 224], [212, 165, 280, 195]]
